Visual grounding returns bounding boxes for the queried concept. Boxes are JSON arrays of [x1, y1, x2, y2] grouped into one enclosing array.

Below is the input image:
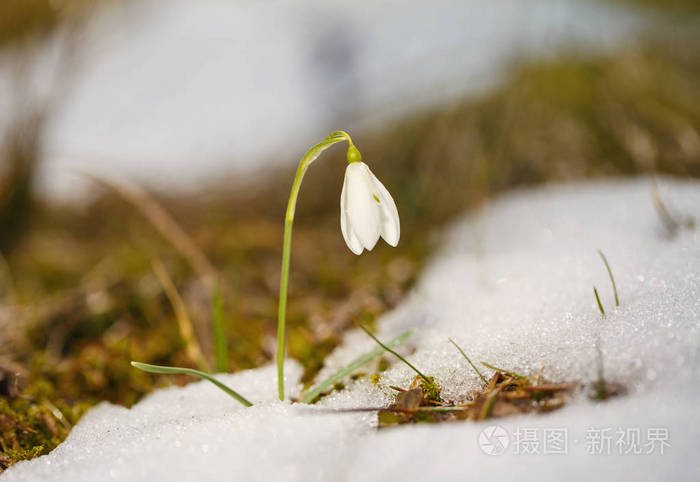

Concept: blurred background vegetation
[[1, 0, 699, 470]]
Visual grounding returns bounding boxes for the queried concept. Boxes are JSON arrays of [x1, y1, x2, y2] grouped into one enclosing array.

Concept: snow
[[3, 177, 699, 481], [0, 0, 642, 197]]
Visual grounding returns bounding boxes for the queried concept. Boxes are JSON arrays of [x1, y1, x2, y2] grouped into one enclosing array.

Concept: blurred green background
[[0, 0, 698, 470]]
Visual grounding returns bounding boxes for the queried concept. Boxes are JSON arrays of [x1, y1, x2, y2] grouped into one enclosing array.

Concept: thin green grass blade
[[413, 406, 469, 413], [301, 330, 413, 404], [449, 338, 488, 385], [212, 284, 228, 372], [593, 286, 605, 316], [480, 361, 526, 379], [358, 325, 431, 384], [594, 337, 607, 400], [131, 361, 252, 407], [479, 387, 502, 420], [597, 249, 619, 307]]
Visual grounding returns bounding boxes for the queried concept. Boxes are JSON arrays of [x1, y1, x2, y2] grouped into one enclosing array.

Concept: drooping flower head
[[340, 148, 400, 255]]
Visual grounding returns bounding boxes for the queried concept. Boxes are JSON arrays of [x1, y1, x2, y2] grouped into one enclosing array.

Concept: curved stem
[[277, 131, 354, 401]]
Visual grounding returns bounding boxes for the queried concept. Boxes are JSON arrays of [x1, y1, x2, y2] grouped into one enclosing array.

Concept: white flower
[[340, 161, 400, 255]]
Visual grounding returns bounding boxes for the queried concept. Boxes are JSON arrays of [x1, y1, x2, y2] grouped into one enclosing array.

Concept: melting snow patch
[[3, 177, 699, 481]]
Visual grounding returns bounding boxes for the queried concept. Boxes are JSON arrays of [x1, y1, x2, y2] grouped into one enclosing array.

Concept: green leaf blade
[[131, 361, 253, 407], [301, 329, 413, 404], [212, 285, 228, 372], [480, 361, 526, 380]]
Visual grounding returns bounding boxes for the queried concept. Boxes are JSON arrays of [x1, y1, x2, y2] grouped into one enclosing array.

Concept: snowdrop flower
[[340, 157, 400, 255], [276, 131, 400, 400]]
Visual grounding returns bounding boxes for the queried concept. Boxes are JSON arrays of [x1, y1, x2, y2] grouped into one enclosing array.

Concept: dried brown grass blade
[[152, 258, 209, 371], [650, 176, 679, 237], [82, 173, 219, 289]]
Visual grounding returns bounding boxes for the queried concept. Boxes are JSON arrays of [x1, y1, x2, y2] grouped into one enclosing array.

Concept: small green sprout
[[357, 325, 441, 403], [449, 338, 488, 385], [358, 325, 430, 385], [593, 286, 605, 316], [597, 249, 619, 307]]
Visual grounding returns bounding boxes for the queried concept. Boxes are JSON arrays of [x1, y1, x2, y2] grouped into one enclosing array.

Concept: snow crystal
[[3, 177, 698, 481]]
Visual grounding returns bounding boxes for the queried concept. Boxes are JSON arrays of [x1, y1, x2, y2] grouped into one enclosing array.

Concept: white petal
[[344, 215, 365, 255], [369, 169, 400, 247], [340, 175, 364, 255], [345, 163, 380, 250]]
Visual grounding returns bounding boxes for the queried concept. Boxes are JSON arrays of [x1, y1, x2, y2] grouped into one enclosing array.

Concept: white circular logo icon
[[478, 425, 510, 455]]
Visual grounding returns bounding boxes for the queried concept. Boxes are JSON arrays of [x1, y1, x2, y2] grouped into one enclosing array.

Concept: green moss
[[0, 395, 88, 471], [419, 377, 443, 404], [376, 357, 390, 373]]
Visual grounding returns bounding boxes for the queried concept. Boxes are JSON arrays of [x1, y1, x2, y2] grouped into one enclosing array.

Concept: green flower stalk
[[276, 131, 400, 400]]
